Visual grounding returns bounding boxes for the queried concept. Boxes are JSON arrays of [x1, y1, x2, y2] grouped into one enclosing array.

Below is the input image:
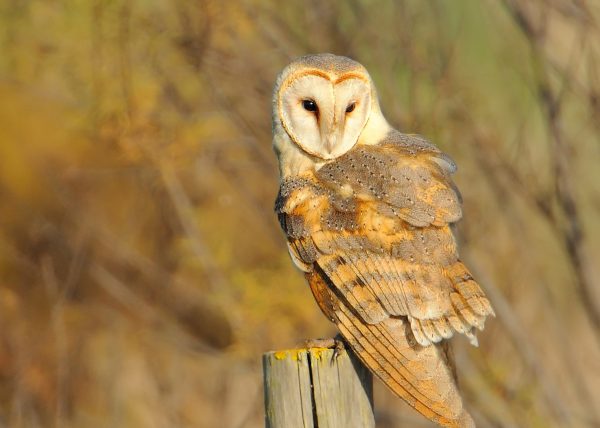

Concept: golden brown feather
[[273, 54, 494, 428], [275, 137, 493, 427]]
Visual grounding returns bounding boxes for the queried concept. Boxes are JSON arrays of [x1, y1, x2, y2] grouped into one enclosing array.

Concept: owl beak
[[320, 116, 337, 155], [324, 134, 337, 154]]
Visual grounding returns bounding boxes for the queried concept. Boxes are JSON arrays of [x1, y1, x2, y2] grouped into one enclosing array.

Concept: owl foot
[[303, 334, 346, 359]]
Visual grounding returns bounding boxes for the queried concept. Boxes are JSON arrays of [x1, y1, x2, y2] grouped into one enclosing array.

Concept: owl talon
[[303, 335, 346, 359], [332, 335, 346, 359], [303, 337, 336, 349]]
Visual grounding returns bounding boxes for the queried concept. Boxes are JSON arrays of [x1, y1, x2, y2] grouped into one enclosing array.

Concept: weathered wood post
[[263, 347, 375, 428]]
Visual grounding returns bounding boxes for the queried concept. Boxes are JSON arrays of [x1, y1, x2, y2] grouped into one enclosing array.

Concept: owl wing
[[276, 134, 493, 427], [305, 268, 475, 428], [277, 134, 494, 346]]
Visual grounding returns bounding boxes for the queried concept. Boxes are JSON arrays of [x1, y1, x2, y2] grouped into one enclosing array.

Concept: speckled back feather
[[275, 131, 494, 427]]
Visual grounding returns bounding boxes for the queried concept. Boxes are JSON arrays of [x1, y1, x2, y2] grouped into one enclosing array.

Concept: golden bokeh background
[[1, 1, 599, 427]]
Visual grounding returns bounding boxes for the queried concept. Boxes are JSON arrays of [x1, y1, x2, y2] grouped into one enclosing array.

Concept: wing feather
[[315, 138, 462, 228], [277, 141, 493, 344], [310, 230, 492, 345], [276, 133, 493, 426], [306, 259, 477, 426]]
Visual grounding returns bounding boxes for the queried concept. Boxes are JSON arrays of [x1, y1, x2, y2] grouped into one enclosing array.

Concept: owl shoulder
[[378, 130, 458, 176]]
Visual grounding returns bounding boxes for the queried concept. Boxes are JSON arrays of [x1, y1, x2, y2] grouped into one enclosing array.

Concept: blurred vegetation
[[0, 0, 599, 427]]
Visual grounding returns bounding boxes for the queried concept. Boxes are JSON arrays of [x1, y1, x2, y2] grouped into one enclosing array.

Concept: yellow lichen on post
[[308, 347, 329, 361], [263, 347, 374, 428], [273, 351, 290, 360]]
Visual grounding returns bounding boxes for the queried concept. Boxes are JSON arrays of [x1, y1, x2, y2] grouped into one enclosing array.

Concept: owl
[[272, 53, 494, 428]]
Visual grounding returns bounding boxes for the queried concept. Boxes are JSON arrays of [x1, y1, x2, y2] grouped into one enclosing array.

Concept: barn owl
[[272, 53, 494, 428]]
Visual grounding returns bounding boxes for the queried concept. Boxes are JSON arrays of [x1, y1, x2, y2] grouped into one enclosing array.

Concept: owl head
[[272, 54, 390, 175]]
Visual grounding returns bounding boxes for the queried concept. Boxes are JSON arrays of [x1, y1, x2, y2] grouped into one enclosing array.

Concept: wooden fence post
[[263, 347, 375, 428]]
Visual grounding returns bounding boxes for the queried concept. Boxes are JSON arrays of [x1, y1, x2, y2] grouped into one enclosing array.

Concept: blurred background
[[1, 0, 599, 427]]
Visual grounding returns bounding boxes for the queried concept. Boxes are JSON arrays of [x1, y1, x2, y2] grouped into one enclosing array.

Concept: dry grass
[[0, 1, 599, 427]]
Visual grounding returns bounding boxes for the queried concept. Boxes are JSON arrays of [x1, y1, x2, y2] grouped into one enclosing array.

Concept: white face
[[278, 73, 372, 160]]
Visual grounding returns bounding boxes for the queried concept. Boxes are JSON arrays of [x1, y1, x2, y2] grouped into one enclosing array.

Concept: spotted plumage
[[272, 53, 494, 428]]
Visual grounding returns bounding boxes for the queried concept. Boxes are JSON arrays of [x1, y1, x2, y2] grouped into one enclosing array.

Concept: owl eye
[[302, 99, 318, 112], [346, 102, 356, 113]]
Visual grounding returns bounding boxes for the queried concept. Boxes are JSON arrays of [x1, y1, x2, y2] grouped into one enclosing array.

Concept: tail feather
[[306, 268, 477, 428], [335, 302, 475, 428]]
